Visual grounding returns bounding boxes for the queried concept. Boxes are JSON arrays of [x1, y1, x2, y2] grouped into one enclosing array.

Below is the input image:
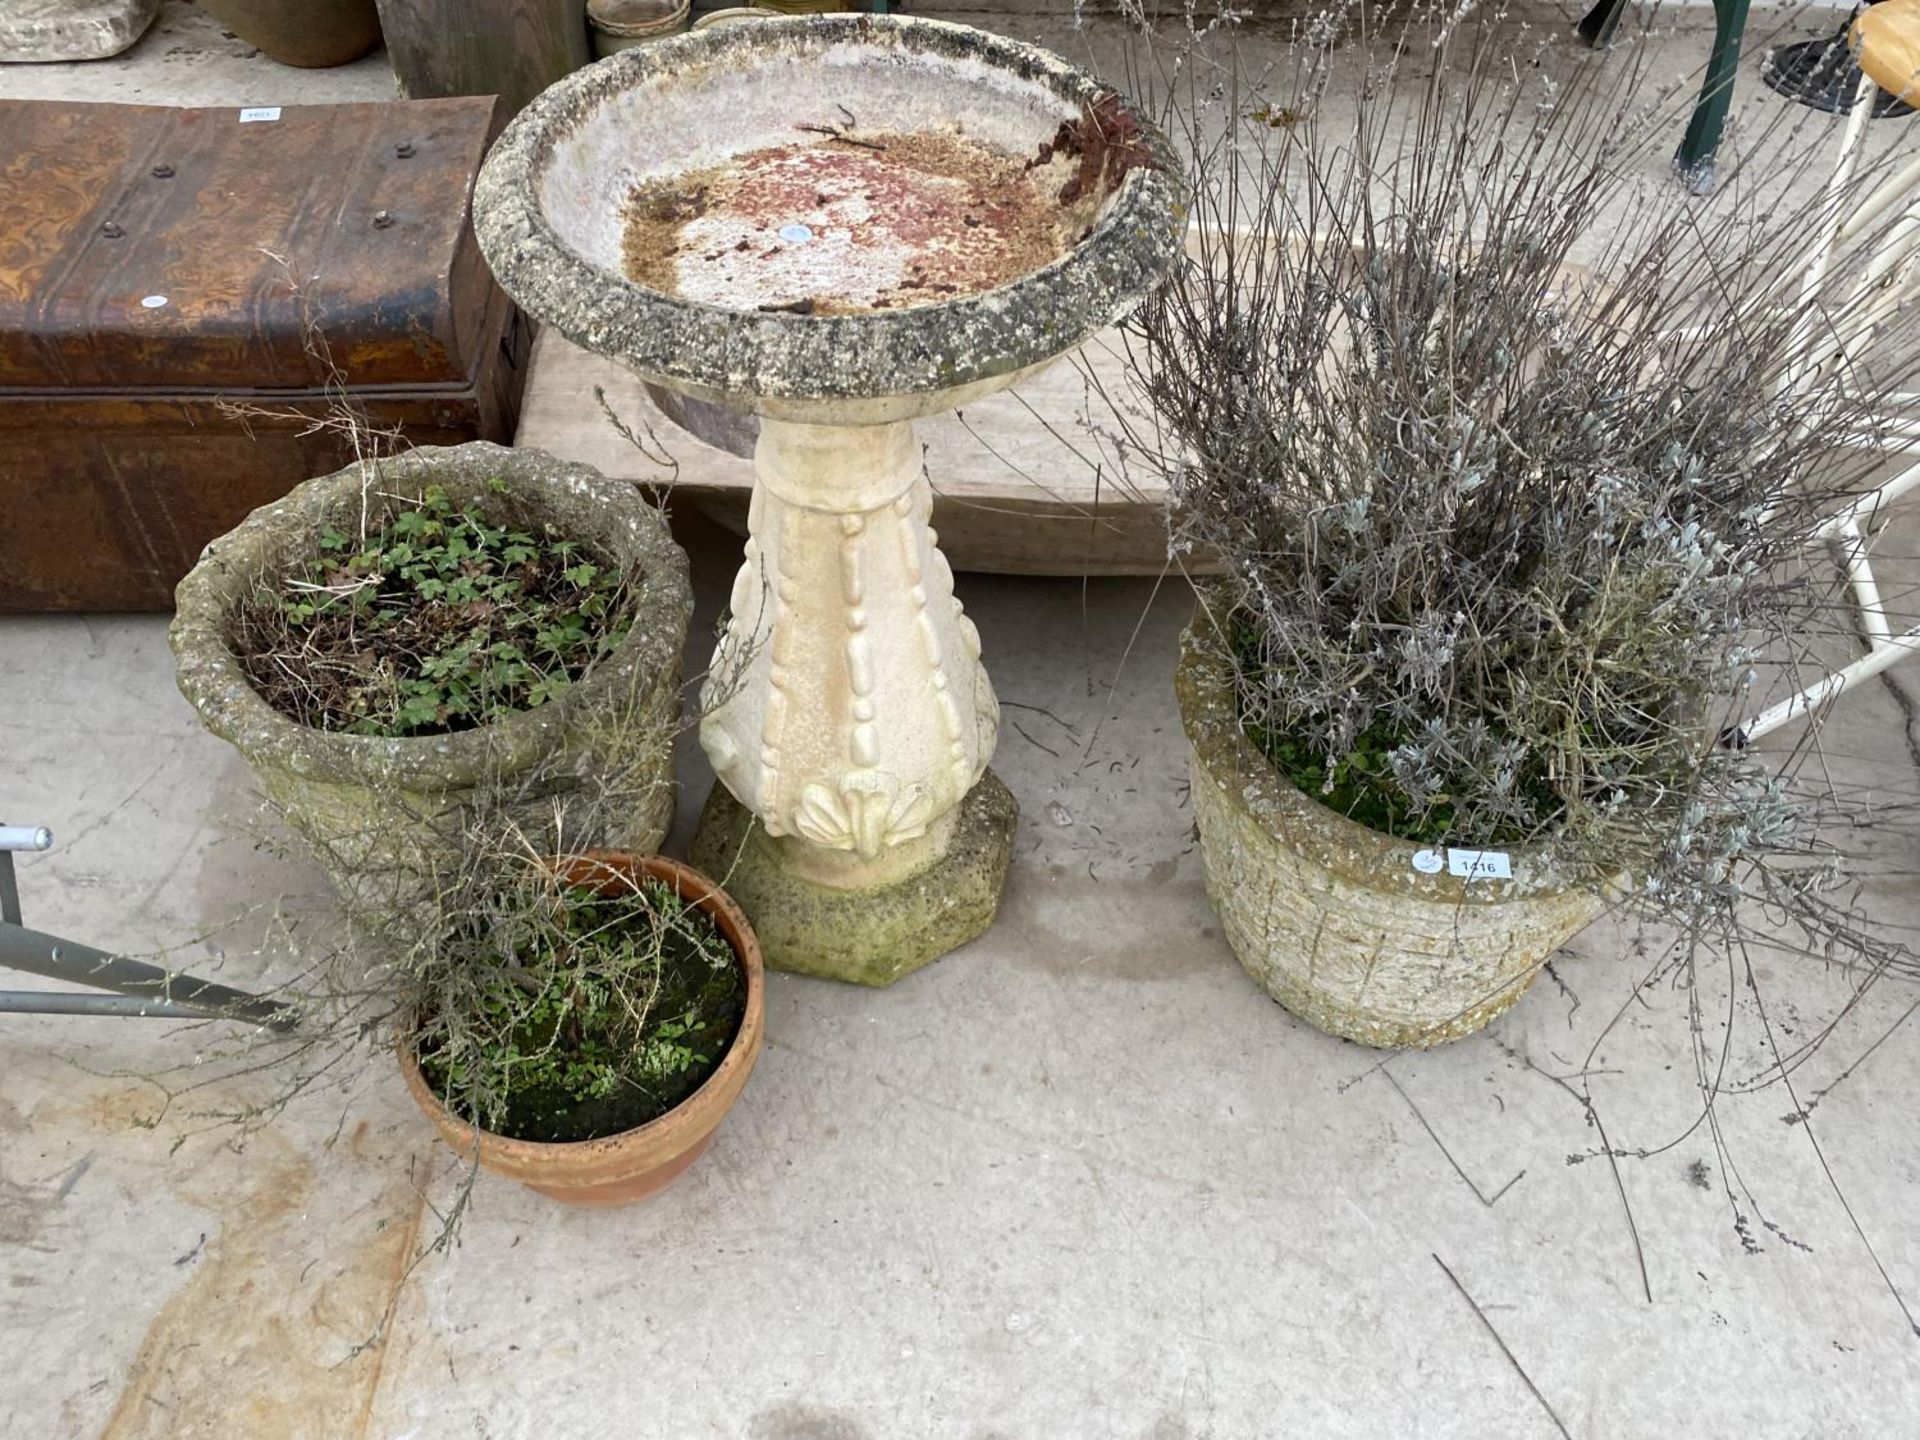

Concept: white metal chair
[[1736, 0, 1920, 743]]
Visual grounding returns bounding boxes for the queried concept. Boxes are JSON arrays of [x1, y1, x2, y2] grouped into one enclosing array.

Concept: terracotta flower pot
[[1176, 607, 1608, 1049], [198, 0, 383, 69], [399, 852, 766, 1206]]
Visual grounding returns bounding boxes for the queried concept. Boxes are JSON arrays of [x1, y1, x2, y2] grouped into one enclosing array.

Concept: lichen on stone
[[169, 442, 694, 924], [1177, 606, 1605, 1049], [474, 15, 1186, 407]]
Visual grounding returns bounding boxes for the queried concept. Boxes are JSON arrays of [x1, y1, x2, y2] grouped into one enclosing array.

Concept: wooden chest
[[0, 96, 530, 612]]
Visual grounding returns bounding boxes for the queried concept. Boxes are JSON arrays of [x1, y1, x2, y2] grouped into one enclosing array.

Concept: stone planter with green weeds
[[170, 441, 692, 925]]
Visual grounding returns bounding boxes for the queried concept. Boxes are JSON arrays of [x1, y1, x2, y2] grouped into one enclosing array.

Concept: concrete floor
[[5, 4, 1920, 1438]]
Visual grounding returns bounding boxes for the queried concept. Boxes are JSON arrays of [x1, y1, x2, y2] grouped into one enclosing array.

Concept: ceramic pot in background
[[690, 7, 776, 28], [198, 0, 382, 68], [588, 0, 689, 55], [398, 852, 767, 1207]]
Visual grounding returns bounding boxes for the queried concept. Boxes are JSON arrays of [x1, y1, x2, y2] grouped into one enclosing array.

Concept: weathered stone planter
[[170, 442, 692, 923], [1176, 612, 1607, 1049], [476, 15, 1182, 983]]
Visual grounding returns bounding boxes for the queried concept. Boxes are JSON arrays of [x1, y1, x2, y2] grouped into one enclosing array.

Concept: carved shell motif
[[792, 771, 935, 860]]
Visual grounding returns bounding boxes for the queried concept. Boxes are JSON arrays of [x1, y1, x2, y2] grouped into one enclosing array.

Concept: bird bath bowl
[[476, 14, 1183, 984]]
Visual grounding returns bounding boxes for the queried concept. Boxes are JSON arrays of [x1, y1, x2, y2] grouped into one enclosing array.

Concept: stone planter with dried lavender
[[1128, 21, 1915, 1046], [1176, 607, 1608, 1048]]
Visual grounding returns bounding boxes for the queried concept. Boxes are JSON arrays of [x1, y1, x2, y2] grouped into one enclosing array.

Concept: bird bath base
[[687, 410, 1013, 983], [691, 769, 1016, 986]]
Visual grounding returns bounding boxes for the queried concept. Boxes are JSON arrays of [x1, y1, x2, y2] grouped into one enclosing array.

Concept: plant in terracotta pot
[[398, 845, 765, 1207], [171, 442, 693, 926], [142, 806, 765, 1227], [198, 0, 383, 68], [1124, 19, 1919, 1046]]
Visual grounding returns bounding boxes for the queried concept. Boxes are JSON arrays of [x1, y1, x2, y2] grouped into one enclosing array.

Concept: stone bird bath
[[476, 15, 1182, 984]]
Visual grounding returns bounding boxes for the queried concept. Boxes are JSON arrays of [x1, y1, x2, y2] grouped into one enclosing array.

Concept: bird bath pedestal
[[476, 16, 1181, 983]]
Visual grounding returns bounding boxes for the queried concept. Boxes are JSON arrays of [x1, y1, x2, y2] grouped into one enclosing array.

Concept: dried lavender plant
[[1120, 5, 1918, 908], [1100, 1, 1920, 1305]]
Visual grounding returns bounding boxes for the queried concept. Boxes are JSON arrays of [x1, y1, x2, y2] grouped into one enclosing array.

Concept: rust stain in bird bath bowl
[[475, 17, 1183, 416], [621, 127, 1102, 314]]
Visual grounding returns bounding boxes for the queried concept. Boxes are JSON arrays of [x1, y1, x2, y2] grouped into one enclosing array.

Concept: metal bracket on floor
[[0, 824, 296, 1031]]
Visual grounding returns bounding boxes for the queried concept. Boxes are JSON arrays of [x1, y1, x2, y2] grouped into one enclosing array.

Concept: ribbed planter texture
[[1176, 610, 1606, 1049], [398, 852, 765, 1206], [171, 442, 692, 924]]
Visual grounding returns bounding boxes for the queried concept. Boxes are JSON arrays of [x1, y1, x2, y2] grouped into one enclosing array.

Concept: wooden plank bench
[[515, 325, 1177, 575]]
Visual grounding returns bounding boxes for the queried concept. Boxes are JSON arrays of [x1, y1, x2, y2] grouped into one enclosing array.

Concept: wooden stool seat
[[1854, 0, 1920, 101]]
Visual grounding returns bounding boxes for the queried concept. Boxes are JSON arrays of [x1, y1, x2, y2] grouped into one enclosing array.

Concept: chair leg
[[1577, 0, 1632, 48], [1674, 0, 1755, 194], [1776, 70, 1879, 406]]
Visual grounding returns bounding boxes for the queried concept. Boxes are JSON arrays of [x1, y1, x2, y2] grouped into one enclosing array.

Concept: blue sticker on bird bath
[[778, 223, 814, 244]]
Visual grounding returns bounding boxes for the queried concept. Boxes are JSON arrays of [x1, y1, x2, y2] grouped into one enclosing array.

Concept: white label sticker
[[140, 295, 168, 309], [1448, 848, 1513, 881], [239, 107, 282, 123], [1410, 848, 1445, 875]]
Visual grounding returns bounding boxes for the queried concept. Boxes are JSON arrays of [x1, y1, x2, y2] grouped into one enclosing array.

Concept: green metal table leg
[[1578, 0, 1632, 49], [1674, 0, 1754, 193]]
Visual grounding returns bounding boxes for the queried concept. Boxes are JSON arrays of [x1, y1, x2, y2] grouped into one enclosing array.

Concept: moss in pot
[[417, 867, 745, 1144], [399, 850, 766, 1206]]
